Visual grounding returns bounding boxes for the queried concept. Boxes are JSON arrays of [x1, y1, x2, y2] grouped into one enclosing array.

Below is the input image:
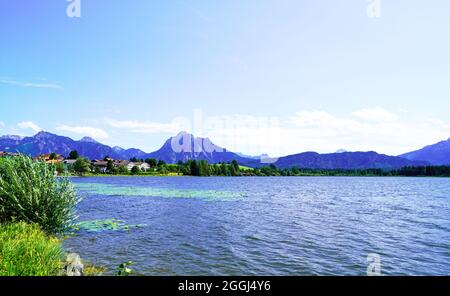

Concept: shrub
[[73, 158, 91, 176], [0, 222, 63, 276], [131, 165, 141, 175], [0, 155, 80, 234]]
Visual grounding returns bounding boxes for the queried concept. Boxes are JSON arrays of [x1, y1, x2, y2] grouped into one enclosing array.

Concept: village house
[[91, 159, 134, 173], [127, 161, 151, 172], [34, 154, 64, 164], [113, 159, 130, 168], [91, 160, 109, 173], [0, 151, 21, 157], [66, 157, 153, 173], [63, 159, 77, 165]]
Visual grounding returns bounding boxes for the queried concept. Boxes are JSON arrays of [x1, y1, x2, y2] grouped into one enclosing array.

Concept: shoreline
[[65, 174, 450, 179]]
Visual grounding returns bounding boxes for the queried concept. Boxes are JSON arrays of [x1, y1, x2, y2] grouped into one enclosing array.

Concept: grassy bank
[[0, 156, 81, 276], [0, 223, 63, 276]]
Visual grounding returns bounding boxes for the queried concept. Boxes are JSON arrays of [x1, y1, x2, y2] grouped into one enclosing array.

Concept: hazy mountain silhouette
[[0, 131, 433, 169], [400, 138, 450, 165]]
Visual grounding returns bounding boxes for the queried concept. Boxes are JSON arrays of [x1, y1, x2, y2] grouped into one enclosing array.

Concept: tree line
[[19, 149, 450, 177], [248, 165, 450, 177]]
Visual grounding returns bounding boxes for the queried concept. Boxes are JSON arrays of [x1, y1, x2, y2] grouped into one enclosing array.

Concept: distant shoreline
[[65, 174, 450, 179]]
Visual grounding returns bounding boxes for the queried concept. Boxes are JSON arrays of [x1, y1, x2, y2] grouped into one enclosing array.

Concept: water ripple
[[63, 176, 450, 275]]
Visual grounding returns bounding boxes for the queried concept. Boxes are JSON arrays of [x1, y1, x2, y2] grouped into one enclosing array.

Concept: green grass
[[239, 165, 253, 171], [0, 222, 63, 276], [0, 155, 80, 234]]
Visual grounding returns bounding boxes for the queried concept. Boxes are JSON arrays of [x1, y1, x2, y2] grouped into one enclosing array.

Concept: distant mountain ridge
[[145, 132, 254, 165], [399, 138, 450, 165], [0, 131, 146, 161], [274, 151, 428, 170], [0, 131, 434, 169]]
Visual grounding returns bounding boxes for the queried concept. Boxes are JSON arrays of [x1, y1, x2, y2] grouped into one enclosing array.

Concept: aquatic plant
[[74, 183, 244, 201], [75, 219, 146, 233], [83, 263, 106, 276], [116, 261, 134, 276], [0, 155, 80, 234], [0, 222, 63, 276]]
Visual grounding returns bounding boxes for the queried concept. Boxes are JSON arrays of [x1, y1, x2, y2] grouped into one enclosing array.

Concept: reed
[[0, 222, 63, 276], [0, 155, 80, 234]]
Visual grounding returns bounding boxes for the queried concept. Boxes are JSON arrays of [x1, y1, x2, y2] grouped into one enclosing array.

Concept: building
[[88, 158, 152, 173], [0, 151, 20, 157], [113, 160, 130, 168], [34, 154, 64, 164], [127, 162, 151, 172], [91, 160, 108, 173], [63, 159, 77, 165]]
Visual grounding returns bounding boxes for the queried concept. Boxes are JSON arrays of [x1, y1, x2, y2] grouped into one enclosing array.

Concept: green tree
[[49, 153, 57, 160], [54, 162, 65, 175], [213, 164, 221, 175], [73, 158, 91, 176], [231, 160, 240, 176], [198, 160, 210, 176], [145, 158, 158, 167], [117, 165, 129, 175], [190, 160, 199, 176], [131, 165, 141, 175], [106, 160, 115, 173], [220, 162, 229, 176], [94, 166, 102, 174], [181, 162, 191, 175], [159, 166, 168, 175], [68, 150, 79, 160]]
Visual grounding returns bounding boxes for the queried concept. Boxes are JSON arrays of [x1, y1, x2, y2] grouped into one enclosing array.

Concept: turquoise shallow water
[[64, 176, 450, 275]]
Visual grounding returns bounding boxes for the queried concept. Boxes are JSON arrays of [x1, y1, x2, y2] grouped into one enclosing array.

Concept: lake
[[64, 176, 450, 275]]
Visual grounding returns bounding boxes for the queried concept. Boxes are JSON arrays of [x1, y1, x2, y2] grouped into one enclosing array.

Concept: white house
[[63, 159, 77, 165], [127, 162, 151, 172]]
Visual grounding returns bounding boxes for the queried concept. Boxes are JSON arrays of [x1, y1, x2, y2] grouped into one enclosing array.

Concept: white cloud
[[18, 121, 42, 133], [0, 121, 4, 128], [280, 109, 449, 156], [56, 125, 109, 140], [0, 79, 62, 90], [103, 108, 450, 157], [106, 118, 187, 134], [196, 110, 450, 156], [351, 107, 398, 122]]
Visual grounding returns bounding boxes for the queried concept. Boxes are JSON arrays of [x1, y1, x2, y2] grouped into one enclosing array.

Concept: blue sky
[[1, 0, 449, 156]]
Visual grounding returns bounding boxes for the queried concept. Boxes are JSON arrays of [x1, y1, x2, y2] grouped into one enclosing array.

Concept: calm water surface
[[64, 177, 450, 275]]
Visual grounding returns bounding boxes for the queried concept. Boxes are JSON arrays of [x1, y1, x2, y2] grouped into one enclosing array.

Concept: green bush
[[0, 222, 63, 276], [0, 155, 80, 234], [131, 165, 141, 175]]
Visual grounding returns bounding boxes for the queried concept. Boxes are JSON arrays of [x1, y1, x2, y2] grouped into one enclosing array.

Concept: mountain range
[[399, 138, 450, 165], [1, 131, 447, 169], [0, 132, 141, 161]]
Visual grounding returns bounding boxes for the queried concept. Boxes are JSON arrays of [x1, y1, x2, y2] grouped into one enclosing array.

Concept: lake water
[[64, 177, 450, 275]]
